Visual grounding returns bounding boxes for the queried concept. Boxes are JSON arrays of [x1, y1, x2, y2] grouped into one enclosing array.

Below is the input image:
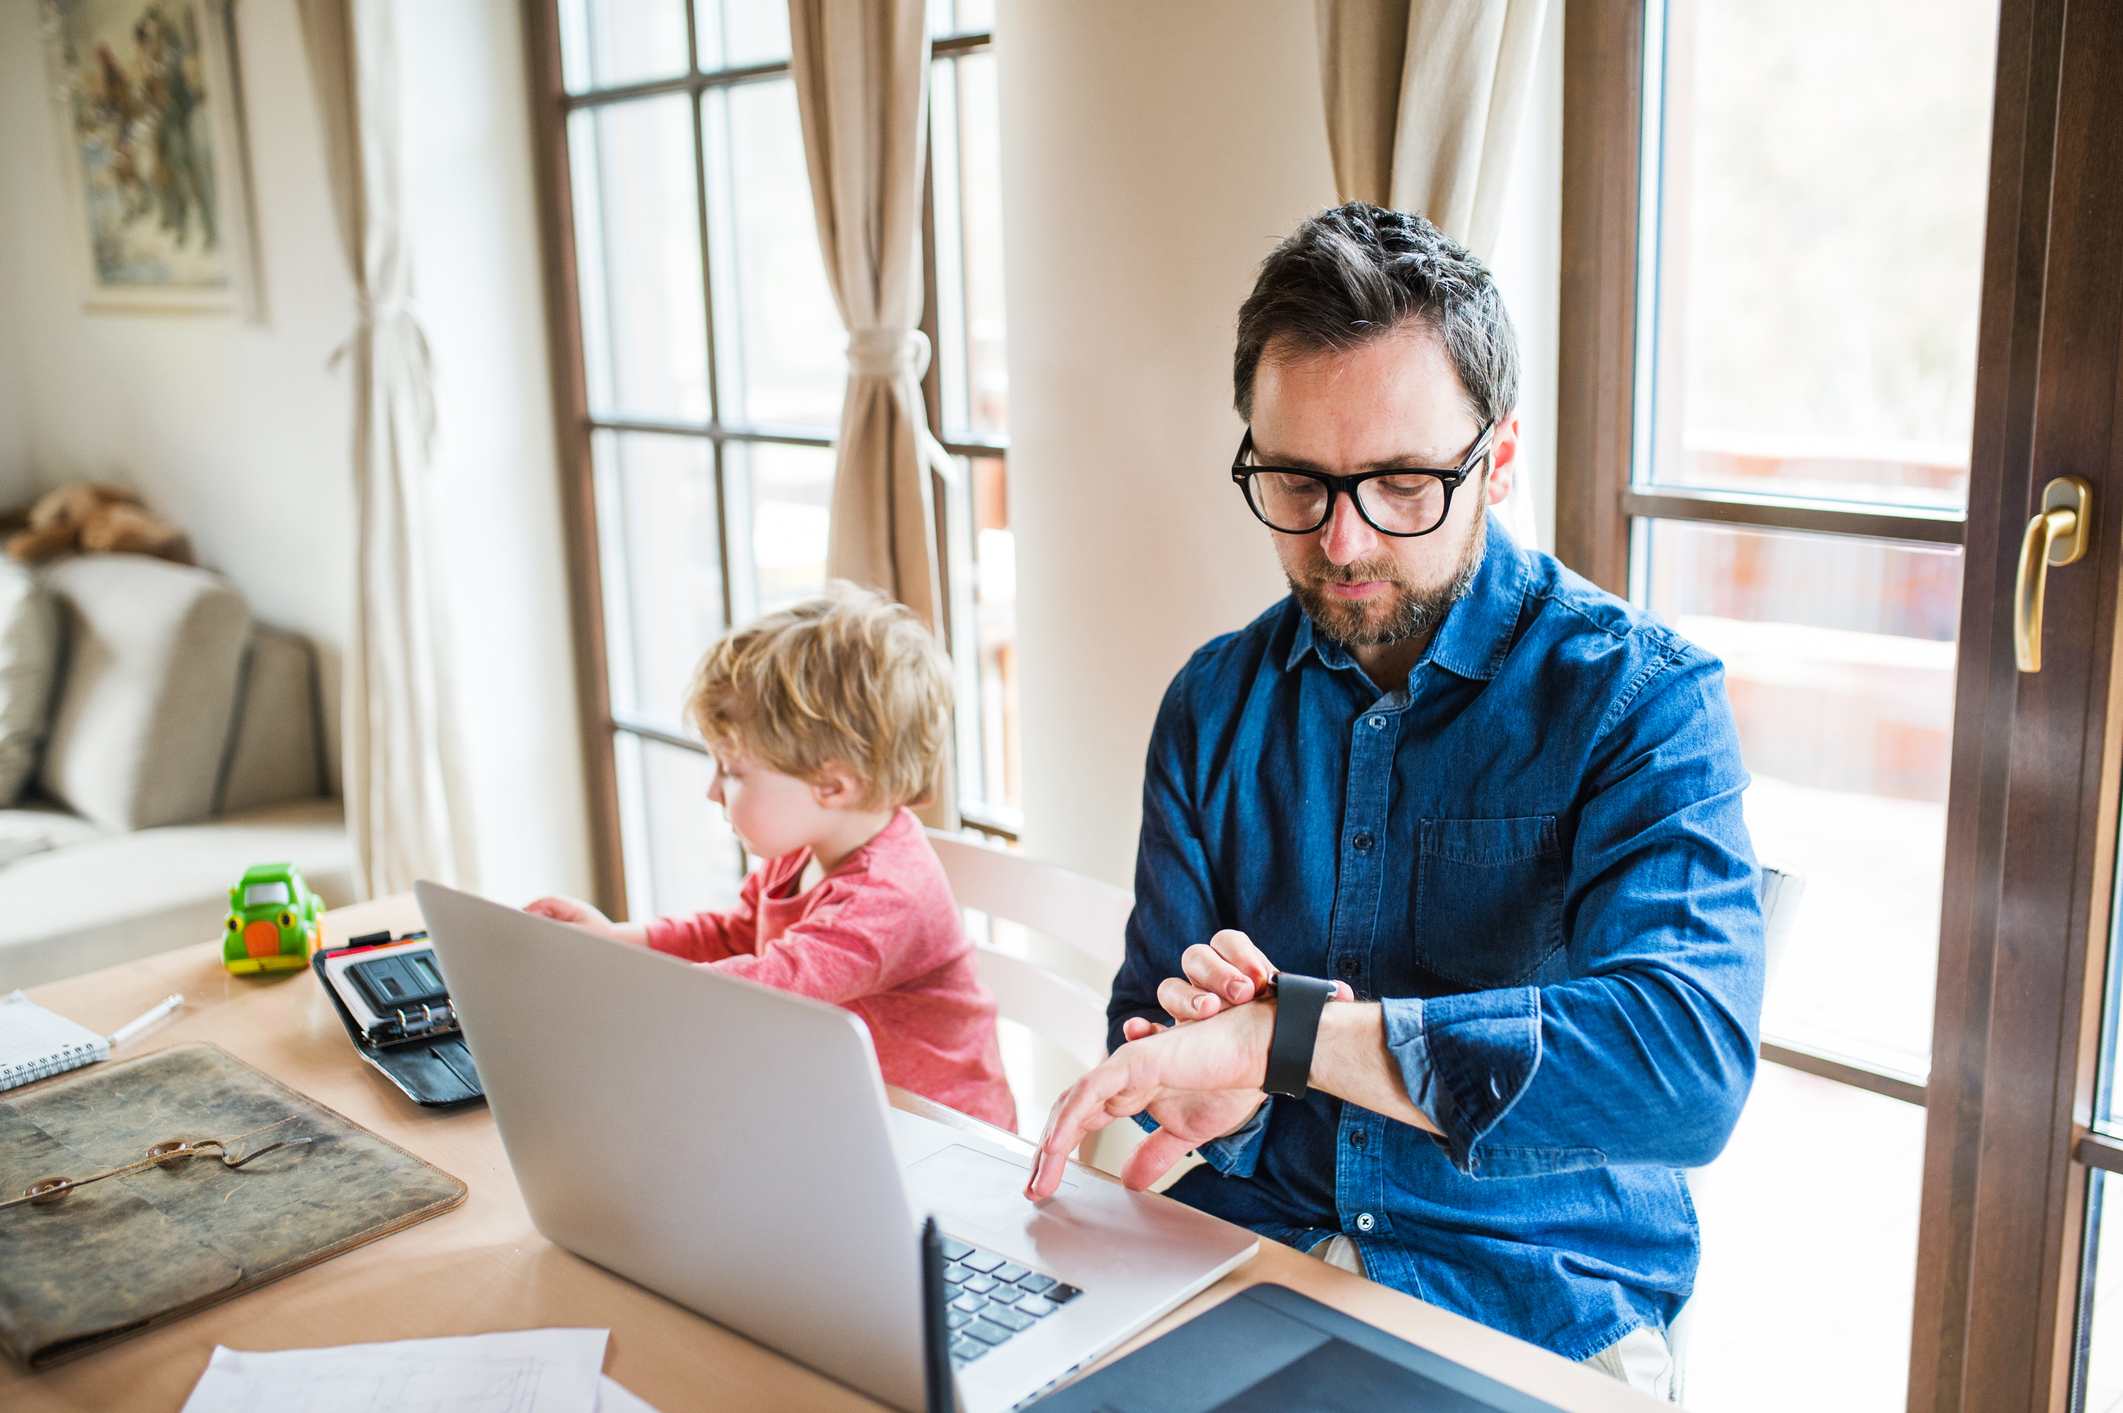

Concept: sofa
[[0, 554, 352, 990]]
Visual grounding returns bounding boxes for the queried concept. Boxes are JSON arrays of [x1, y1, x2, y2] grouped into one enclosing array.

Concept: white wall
[[998, 0, 1330, 887], [0, 0, 354, 759], [0, 0, 594, 903], [0, 143, 26, 507], [0, 306, 24, 507], [998, 0, 1564, 887]]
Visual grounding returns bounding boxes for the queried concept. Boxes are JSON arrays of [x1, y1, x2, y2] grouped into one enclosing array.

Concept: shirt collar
[[1283, 514, 1529, 682]]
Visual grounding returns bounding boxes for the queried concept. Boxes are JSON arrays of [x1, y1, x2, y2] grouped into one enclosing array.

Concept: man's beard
[[1289, 511, 1486, 650]]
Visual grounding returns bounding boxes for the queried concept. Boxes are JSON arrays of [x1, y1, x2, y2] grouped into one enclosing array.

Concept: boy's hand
[[523, 895, 611, 927]]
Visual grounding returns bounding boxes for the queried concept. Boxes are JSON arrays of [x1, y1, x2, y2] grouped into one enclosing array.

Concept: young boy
[[526, 585, 1016, 1131]]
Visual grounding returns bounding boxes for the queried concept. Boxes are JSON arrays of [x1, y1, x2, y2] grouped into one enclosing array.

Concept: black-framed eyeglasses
[[1230, 421, 1496, 538]]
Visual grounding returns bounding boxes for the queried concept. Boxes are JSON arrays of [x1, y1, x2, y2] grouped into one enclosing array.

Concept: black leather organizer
[[311, 931, 486, 1107]]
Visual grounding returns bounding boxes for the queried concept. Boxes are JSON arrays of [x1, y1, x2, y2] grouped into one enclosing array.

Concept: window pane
[[2086, 731, 2123, 1407], [614, 732, 743, 923], [1687, 1065, 1924, 1410], [557, 0, 689, 94], [694, 0, 790, 70], [1640, 1, 1996, 510], [569, 97, 710, 421], [929, 58, 969, 437], [2080, 1172, 2123, 1412], [591, 431, 724, 732], [1643, 519, 1960, 1075], [931, 52, 1008, 443], [927, 0, 997, 35], [965, 456, 1020, 815], [2096, 774, 2123, 1133], [703, 82, 845, 429], [952, 0, 996, 33], [726, 440, 833, 620]]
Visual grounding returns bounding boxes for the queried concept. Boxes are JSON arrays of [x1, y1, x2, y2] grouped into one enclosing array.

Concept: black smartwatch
[[1262, 973, 1337, 1099]]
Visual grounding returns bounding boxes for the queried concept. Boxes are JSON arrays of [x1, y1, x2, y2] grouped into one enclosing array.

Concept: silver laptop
[[416, 882, 1258, 1412]]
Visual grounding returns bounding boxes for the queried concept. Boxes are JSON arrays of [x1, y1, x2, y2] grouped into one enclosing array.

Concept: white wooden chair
[[1667, 863, 1806, 1400], [926, 829, 1137, 1164]]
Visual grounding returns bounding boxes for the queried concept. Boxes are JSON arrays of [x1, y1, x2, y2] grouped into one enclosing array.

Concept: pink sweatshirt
[[644, 808, 1017, 1131]]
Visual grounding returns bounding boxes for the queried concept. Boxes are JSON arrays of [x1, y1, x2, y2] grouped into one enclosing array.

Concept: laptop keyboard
[[940, 1236, 1082, 1366]]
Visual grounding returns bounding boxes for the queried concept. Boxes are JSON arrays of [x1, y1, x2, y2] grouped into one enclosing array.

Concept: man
[[1023, 204, 1762, 1400]]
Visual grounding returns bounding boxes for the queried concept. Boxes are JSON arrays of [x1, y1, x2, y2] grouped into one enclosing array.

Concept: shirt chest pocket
[[1413, 815, 1566, 989]]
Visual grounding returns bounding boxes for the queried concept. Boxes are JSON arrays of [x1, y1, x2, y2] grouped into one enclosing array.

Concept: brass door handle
[[2015, 476, 2092, 673]]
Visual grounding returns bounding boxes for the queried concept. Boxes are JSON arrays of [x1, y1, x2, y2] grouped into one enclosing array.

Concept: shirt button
[[1355, 1212, 1376, 1233], [1367, 715, 1387, 729], [1352, 831, 1374, 853], [1350, 1129, 1368, 1150], [1338, 957, 1361, 979]]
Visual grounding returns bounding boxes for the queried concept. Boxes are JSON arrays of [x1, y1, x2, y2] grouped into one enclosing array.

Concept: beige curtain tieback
[[847, 326, 932, 380], [328, 291, 439, 457], [330, 292, 423, 358]]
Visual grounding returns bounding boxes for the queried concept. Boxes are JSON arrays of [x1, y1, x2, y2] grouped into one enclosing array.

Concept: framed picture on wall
[[38, 0, 259, 317]]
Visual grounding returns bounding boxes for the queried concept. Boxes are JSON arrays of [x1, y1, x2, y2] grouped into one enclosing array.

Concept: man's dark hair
[[1233, 203, 1519, 430]]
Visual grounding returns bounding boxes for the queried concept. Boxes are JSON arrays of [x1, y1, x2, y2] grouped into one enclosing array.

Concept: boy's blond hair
[[684, 583, 953, 810]]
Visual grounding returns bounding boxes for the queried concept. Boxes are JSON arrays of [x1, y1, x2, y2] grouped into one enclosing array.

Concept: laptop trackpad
[[908, 1143, 1079, 1207]]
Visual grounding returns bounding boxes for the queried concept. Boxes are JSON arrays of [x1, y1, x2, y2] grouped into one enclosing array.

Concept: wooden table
[[6, 896, 1661, 1411]]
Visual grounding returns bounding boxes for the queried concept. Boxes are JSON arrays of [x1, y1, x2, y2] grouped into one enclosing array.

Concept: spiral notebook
[[0, 990, 109, 1092]]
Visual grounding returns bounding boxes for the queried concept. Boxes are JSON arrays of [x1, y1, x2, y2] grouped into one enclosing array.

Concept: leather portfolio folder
[[0, 1042, 465, 1371]]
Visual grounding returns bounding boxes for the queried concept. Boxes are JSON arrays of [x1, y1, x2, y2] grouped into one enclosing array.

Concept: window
[[536, 1, 1019, 919], [1560, 2, 1997, 1406]]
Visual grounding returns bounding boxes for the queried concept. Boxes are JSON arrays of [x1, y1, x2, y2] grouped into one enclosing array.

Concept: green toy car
[[223, 863, 325, 975]]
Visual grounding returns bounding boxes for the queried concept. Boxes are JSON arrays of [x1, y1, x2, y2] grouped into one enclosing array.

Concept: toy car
[[222, 863, 325, 974]]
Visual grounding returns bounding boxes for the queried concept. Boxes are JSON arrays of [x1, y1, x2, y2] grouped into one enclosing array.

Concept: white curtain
[[1316, 0, 1551, 545], [788, 0, 959, 826], [298, 0, 475, 896]]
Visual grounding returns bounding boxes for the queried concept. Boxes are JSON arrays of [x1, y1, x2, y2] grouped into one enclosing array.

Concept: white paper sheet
[[596, 1375, 662, 1412], [180, 1327, 612, 1413]]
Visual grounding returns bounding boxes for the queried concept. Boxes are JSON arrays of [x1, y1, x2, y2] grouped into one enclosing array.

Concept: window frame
[[1558, 0, 1958, 1112], [523, 3, 1015, 924], [1555, 2, 2123, 1408]]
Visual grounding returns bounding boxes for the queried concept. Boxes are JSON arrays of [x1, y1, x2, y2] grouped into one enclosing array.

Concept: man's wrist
[[1245, 997, 1277, 1090], [1311, 1001, 1442, 1135]]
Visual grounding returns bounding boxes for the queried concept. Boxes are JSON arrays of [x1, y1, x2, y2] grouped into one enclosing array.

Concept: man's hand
[[523, 896, 612, 927], [1077, 930, 1357, 1199], [1148, 928, 1353, 1023], [1028, 1000, 1279, 1200]]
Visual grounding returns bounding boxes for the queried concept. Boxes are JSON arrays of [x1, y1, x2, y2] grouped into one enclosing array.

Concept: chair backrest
[[1667, 863, 1805, 1399], [925, 830, 1133, 1077], [1759, 864, 1805, 995]]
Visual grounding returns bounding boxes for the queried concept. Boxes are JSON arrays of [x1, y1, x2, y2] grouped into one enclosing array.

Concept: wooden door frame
[[1914, 0, 2123, 1405], [1908, 0, 2062, 1402]]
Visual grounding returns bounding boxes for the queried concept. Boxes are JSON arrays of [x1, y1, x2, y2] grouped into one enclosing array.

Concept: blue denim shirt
[[1110, 517, 1764, 1361]]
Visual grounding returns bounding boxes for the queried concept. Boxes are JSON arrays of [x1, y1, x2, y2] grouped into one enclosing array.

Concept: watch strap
[[1263, 973, 1336, 1099]]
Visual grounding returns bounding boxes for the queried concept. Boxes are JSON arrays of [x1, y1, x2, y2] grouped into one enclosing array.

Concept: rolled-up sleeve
[[1392, 644, 1764, 1178]]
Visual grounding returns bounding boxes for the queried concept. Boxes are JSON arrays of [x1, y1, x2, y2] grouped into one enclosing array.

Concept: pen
[[109, 993, 184, 1048]]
